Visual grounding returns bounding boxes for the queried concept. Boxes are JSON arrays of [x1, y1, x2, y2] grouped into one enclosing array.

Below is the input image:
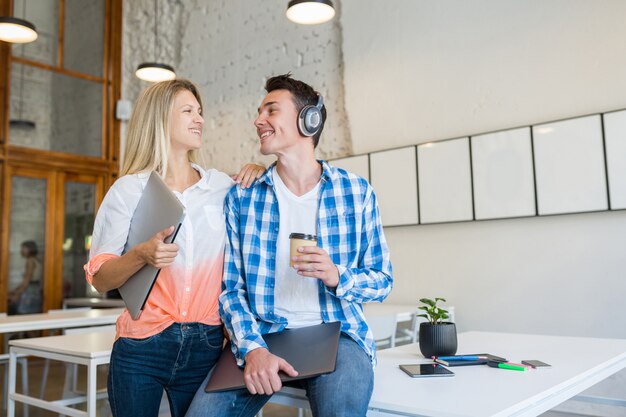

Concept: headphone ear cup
[[298, 105, 322, 137]]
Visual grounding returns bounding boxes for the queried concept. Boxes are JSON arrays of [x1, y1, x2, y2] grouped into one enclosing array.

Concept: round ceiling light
[[135, 62, 176, 83], [286, 0, 335, 25], [0, 16, 38, 43]]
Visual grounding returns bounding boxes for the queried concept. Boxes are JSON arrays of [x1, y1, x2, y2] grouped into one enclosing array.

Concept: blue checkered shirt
[[220, 161, 393, 366]]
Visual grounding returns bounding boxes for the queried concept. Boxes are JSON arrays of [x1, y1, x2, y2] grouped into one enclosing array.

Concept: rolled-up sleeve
[[84, 177, 141, 285]]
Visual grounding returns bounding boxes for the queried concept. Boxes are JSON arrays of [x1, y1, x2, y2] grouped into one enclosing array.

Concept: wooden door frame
[[0, 0, 122, 313], [1, 166, 57, 313], [52, 172, 105, 308]]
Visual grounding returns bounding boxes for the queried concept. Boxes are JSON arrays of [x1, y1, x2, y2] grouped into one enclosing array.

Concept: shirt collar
[[258, 160, 334, 187], [191, 163, 213, 190]]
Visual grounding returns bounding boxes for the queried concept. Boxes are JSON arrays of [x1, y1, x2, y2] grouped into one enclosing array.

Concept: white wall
[[342, 0, 626, 153], [341, 1, 626, 414]]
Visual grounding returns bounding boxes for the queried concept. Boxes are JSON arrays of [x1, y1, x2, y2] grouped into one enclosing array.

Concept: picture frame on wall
[[370, 146, 419, 226], [330, 154, 370, 182], [602, 110, 626, 210], [471, 127, 536, 220], [417, 138, 473, 224], [532, 115, 608, 215]]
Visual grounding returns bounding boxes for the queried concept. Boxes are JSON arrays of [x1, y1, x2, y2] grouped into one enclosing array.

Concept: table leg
[[7, 350, 16, 417], [87, 361, 97, 416]]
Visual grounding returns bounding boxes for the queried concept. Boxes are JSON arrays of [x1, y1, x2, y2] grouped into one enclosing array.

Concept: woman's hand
[[233, 164, 265, 188], [135, 226, 179, 268]]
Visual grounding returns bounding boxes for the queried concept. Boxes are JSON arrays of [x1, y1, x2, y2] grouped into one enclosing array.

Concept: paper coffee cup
[[289, 233, 317, 267]]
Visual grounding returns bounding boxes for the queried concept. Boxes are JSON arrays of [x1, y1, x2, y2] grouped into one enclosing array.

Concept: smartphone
[[399, 364, 455, 377], [521, 360, 552, 368]]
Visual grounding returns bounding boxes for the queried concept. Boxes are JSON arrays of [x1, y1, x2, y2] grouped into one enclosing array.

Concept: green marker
[[488, 361, 527, 371]]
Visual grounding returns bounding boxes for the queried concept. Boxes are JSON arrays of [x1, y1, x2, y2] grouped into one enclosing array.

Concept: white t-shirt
[[272, 170, 323, 328]]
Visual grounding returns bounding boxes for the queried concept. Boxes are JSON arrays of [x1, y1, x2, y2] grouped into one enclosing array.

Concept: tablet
[[399, 364, 454, 377]]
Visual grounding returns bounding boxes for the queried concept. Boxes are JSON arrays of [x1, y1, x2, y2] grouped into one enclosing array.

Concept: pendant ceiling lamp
[[0, 0, 38, 44], [10, 54, 36, 130], [286, 0, 335, 25], [135, 0, 176, 82]]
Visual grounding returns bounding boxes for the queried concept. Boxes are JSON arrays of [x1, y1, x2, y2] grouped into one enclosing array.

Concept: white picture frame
[[370, 147, 419, 226], [602, 110, 626, 210], [330, 154, 370, 182], [532, 115, 608, 215], [418, 138, 473, 224], [471, 127, 536, 220]]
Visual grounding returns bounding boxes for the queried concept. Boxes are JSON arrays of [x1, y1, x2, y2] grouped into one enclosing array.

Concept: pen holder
[[418, 322, 458, 358]]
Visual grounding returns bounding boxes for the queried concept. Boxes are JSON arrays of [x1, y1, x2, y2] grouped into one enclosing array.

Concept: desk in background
[[270, 331, 626, 416], [0, 308, 123, 334], [62, 298, 126, 309], [7, 331, 114, 417]]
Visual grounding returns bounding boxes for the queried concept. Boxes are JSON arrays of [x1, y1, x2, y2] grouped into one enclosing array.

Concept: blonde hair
[[121, 79, 203, 177]]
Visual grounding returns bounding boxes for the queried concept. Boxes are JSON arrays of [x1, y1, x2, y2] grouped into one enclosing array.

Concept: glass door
[[2, 167, 54, 315], [58, 173, 104, 301]]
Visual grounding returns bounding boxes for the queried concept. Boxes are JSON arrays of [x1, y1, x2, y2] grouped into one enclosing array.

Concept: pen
[[433, 358, 449, 366], [435, 355, 488, 361], [488, 361, 527, 371], [506, 362, 532, 369]]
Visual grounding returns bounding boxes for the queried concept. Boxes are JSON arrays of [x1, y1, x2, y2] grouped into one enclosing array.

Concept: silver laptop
[[119, 171, 185, 320]]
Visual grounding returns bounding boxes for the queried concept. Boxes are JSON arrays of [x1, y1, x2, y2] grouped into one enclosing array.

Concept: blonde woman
[[84, 79, 264, 417]]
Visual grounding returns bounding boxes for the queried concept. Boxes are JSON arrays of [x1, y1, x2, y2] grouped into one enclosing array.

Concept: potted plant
[[417, 297, 457, 358]]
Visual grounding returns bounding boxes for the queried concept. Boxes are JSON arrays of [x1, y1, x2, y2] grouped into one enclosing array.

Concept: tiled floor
[[1, 358, 301, 417]]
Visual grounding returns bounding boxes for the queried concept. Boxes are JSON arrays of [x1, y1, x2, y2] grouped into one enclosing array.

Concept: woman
[[8, 240, 42, 315], [84, 79, 264, 417]]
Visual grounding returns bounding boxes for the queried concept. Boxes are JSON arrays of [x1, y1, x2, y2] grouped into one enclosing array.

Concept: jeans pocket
[[202, 325, 224, 350], [119, 333, 159, 346]]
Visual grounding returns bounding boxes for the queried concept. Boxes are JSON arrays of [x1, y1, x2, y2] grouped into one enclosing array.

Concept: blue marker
[[434, 355, 488, 361]]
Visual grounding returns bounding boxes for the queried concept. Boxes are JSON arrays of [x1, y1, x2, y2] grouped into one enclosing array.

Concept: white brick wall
[[122, 0, 352, 174]]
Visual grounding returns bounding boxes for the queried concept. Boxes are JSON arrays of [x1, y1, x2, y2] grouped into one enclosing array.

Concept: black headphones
[[297, 94, 324, 137]]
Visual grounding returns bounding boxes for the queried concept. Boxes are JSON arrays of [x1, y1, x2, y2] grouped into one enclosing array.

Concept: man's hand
[[244, 348, 298, 395], [292, 246, 340, 288]]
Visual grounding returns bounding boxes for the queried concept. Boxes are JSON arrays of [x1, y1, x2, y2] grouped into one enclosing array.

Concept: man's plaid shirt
[[219, 161, 393, 366]]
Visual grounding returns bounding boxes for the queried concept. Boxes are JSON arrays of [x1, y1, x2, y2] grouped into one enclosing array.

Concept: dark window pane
[[63, 182, 98, 298], [64, 0, 104, 77], [11, 0, 59, 66], [9, 63, 103, 157], [8, 176, 46, 315]]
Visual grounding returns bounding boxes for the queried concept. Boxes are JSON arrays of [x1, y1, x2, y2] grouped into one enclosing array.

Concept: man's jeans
[[185, 334, 374, 417], [108, 322, 223, 417]]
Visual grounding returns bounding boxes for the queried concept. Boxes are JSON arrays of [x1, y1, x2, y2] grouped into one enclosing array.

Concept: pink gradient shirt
[[84, 165, 233, 339]]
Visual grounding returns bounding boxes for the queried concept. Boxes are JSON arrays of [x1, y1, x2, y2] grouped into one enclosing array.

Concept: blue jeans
[[185, 334, 374, 417], [108, 322, 223, 417]]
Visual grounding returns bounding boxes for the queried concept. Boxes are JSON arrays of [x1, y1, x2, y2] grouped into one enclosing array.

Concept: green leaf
[[420, 298, 435, 307]]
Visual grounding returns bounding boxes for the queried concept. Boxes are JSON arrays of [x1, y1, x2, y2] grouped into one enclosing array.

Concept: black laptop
[[205, 321, 342, 393]]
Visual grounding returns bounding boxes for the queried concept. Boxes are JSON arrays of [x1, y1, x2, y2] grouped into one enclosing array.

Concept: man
[[187, 74, 393, 417]]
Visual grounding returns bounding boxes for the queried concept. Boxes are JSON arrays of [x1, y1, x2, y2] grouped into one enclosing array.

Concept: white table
[[0, 308, 123, 334], [63, 298, 126, 309], [270, 331, 626, 416], [7, 331, 115, 417]]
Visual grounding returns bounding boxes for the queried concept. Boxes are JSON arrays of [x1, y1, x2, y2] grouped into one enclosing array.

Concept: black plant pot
[[418, 322, 458, 358]]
